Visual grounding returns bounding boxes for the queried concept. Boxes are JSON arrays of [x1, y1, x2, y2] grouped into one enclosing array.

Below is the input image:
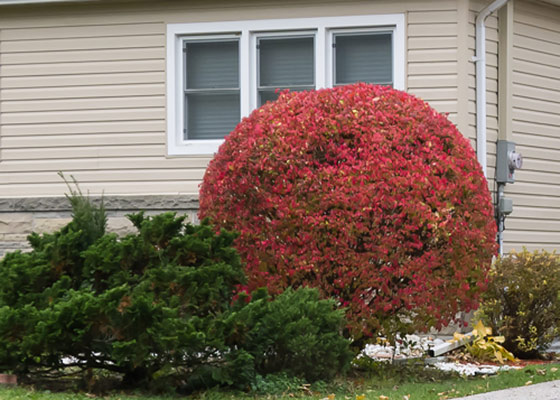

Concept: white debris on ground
[[360, 334, 445, 361], [359, 334, 521, 376], [432, 361, 518, 376]]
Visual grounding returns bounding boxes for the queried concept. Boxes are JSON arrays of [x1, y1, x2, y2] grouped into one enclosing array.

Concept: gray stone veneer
[[0, 195, 199, 258]]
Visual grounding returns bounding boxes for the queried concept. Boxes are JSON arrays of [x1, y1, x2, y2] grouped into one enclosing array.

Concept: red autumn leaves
[[200, 83, 497, 338]]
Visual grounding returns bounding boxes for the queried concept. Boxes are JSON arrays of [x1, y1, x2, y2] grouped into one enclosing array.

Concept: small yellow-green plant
[[477, 248, 560, 358], [452, 320, 516, 364]]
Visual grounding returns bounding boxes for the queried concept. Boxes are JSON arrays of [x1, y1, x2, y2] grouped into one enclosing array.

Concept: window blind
[[334, 32, 392, 86], [258, 36, 315, 105], [184, 39, 240, 140]]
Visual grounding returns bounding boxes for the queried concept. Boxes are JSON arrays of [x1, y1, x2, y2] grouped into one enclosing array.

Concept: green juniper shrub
[[477, 248, 560, 358], [0, 187, 352, 392], [0, 210, 248, 390], [235, 287, 354, 383]]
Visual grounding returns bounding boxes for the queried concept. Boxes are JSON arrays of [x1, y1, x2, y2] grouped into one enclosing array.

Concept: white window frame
[[253, 31, 316, 109], [167, 14, 405, 156]]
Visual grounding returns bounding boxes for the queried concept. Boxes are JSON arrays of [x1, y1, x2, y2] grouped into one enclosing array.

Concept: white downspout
[[475, 0, 509, 177]]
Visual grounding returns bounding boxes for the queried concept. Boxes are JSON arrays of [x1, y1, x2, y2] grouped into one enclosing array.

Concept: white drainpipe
[[475, 0, 510, 177]]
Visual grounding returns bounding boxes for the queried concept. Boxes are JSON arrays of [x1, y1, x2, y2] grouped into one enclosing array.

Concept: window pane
[[258, 86, 314, 106], [335, 33, 392, 85], [259, 90, 280, 105], [259, 36, 314, 87], [186, 40, 239, 89], [185, 93, 240, 140]]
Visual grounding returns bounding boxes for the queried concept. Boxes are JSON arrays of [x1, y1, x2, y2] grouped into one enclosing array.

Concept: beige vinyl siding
[[407, 8, 460, 119], [0, 6, 200, 196], [503, 0, 560, 252], [468, 0, 500, 195], [0, 0, 460, 197]]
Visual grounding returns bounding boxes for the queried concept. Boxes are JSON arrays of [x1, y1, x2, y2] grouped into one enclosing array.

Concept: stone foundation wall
[[0, 195, 199, 259]]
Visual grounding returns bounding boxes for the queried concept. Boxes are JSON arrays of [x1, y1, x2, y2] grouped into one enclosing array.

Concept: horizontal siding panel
[[504, 230, 560, 244], [507, 218, 560, 231], [1, 96, 165, 113], [2, 120, 165, 136], [0, 169, 207, 184], [407, 36, 456, 50], [467, 113, 499, 130], [509, 192, 560, 208], [0, 71, 165, 89], [503, 243, 558, 252], [505, 181, 560, 197], [511, 0, 560, 255], [0, 59, 164, 78], [515, 170, 560, 185], [1, 83, 165, 101], [514, 47, 560, 70], [513, 21, 560, 44], [510, 206, 560, 220], [513, 120, 559, 138], [408, 23, 458, 37], [407, 10, 457, 24], [513, 96, 560, 116], [446, 113, 458, 125], [0, 157, 211, 172], [464, 90, 497, 105], [516, 159, 560, 174], [513, 34, 560, 57], [467, 28, 498, 43], [2, 132, 164, 148], [513, 107, 560, 126], [1, 107, 164, 125], [513, 82, 560, 104], [1, 35, 164, 53], [417, 100, 456, 113], [465, 64, 498, 80], [1, 23, 164, 41], [408, 87, 457, 100], [408, 61, 457, 75], [514, 3, 560, 32], [468, 77, 498, 91], [407, 74, 457, 88], [1, 145, 166, 160], [0, 181, 202, 197], [513, 59, 560, 83], [467, 103, 497, 118], [466, 37, 498, 55], [407, 48, 457, 62], [0, 47, 164, 65], [514, 133, 560, 151], [517, 150, 560, 166]]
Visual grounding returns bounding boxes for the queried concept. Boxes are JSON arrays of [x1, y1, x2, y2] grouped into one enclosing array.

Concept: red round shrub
[[199, 83, 497, 339]]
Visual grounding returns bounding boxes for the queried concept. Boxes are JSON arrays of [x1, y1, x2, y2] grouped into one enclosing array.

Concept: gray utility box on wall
[[496, 140, 523, 184]]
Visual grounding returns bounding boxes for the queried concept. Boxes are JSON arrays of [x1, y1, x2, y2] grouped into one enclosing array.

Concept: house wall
[[467, 0, 500, 195], [503, 0, 560, 252], [0, 0, 458, 197], [0, 0, 461, 254], [465, 0, 560, 253], [0, 0, 558, 255]]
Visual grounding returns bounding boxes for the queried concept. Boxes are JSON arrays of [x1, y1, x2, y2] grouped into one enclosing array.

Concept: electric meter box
[[497, 140, 523, 184]]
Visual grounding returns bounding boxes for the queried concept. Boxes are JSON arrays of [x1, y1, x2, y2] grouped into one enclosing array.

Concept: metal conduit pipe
[[475, 0, 510, 177]]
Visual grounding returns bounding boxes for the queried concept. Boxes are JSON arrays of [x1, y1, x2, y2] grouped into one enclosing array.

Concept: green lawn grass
[[1, 363, 558, 400]]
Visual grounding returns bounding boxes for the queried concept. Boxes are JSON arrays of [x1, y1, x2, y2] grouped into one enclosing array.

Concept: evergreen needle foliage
[[0, 185, 351, 392]]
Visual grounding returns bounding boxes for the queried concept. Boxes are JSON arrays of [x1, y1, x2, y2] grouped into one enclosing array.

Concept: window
[[257, 35, 315, 106], [167, 14, 405, 155], [184, 39, 240, 140]]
